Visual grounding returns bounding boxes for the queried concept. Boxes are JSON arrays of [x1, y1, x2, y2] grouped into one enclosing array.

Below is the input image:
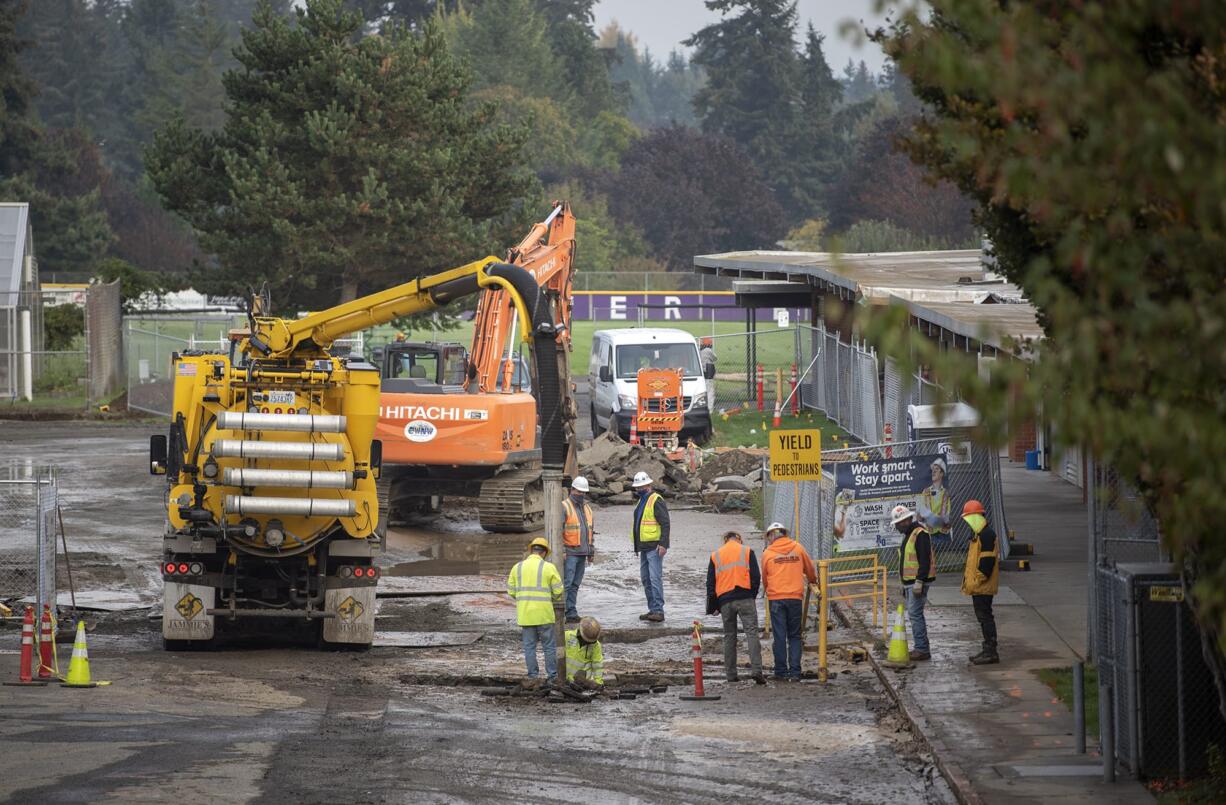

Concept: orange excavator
[[375, 202, 578, 531]]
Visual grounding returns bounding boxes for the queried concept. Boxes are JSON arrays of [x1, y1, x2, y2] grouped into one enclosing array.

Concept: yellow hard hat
[[528, 537, 550, 556]]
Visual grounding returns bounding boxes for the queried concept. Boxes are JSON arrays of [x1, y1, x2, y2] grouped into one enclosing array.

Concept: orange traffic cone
[[679, 621, 721, 701], [37, 605, 54, 679], [629, 416, 639, 446], [772, 401, 782, 428], [4, 606, 47, 686]]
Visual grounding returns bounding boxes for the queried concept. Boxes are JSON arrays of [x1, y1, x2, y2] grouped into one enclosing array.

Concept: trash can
[[1025, 449, 1040, 470]]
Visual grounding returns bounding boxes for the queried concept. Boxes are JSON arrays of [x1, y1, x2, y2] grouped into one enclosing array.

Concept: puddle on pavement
[[671, 717, 882, 754], [385, 525, 535, 577]]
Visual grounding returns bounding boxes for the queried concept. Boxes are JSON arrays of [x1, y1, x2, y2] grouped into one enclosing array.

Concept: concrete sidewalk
[[867, 461, 1153, 803]]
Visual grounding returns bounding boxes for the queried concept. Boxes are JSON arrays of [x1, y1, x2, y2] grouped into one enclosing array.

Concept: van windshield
[[615, 343, 700, 380]]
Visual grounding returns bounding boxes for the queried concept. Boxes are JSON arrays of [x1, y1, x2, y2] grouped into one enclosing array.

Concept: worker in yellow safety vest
[[565, 616, 605, 689], [506, 537, 564, 683], [562, 476, 595, 624], [631, 471, 669, 622], [893, 505, 935, 662], [960, 499, 1001, 665]]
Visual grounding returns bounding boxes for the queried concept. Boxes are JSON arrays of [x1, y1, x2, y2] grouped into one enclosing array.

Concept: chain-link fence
[[706, 327, 799, 415], [764, 437, 1009, 573], [883, 356, 945, 443], [1096, 564, 1226, 780], [125, 314, 244, 416], [1, 288, 88, 403], [0, 468, 57, 615], [798, 323, 883, 445]]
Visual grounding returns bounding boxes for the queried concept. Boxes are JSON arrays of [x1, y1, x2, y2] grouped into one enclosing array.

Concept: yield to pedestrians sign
[[769, 429, 822, 480]]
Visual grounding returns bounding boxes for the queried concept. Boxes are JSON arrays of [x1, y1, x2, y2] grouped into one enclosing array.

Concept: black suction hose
[[429, 262, 566, 470]]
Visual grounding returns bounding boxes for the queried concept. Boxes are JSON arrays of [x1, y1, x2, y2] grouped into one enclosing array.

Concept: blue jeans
[[905, 585, 929, 653], [769, 599, 803, 678], [563, 554, 588, 619], [521, 624, 557, 680], [639, 548, 664, 614]]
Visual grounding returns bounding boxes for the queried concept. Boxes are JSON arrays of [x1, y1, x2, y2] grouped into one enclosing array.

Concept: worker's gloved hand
[[975, 572, 988, 586], [656, 546, 667, 558], [587, 550, 594, 564], [914, 581, 925, 596]]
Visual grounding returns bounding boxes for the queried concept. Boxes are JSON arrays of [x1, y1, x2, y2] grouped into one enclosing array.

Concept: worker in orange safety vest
[[706, 530, 765, 684], [761, 523, 817, 680]]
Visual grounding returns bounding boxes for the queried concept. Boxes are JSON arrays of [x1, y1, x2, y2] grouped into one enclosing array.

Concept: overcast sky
[[593, 0, 890, 74]]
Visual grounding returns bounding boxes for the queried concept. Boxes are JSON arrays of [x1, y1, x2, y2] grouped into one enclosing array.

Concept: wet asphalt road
[[0, 422, 952, 804]]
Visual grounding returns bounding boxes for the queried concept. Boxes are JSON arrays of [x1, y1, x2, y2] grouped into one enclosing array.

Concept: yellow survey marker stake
[[61, 621, 110, 688]]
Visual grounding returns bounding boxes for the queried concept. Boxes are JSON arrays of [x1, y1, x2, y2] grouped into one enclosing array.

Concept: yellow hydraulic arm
[[241, 256, 535, 361]]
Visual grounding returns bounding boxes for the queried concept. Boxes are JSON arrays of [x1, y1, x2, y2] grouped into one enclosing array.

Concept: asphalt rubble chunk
[[577, 431, 767, 512]]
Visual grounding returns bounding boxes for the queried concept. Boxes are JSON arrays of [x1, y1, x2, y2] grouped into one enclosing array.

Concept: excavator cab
[[380, 342, 467, 391]]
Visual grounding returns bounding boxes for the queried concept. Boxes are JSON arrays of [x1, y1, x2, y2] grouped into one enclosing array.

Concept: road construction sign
[[770, 429, 822, 480]]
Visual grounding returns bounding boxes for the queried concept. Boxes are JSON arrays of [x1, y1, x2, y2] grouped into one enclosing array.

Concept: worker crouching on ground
[[893, 505, 935, 662], [565, 616, 605, 689], [507, 537, 564, 684], [706, 530, 766, 684], [960, 500, 1001, 665], [631, 471, 669, 622], [761, 523, 817, 681], [562, 476, 595, 624]]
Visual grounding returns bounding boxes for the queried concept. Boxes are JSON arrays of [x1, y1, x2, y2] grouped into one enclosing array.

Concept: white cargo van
[[589, 328, 714, 442]]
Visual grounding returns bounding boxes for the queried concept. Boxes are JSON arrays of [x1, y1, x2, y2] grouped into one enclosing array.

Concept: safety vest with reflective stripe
[[961, 516, 1000, 596], [562, 497, 594, 553], [635, 492, 663, 543], [711, 540, 751, 598], [506, 554, 563, 627], [564, 629, 604, 684], [900, 526, 936, 583]]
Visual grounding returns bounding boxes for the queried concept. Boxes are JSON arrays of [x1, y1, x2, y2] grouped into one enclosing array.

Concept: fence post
[[1074, 661, 1086, 754], [818, 560, 829, 683], [1102, 684, 1116, 782]]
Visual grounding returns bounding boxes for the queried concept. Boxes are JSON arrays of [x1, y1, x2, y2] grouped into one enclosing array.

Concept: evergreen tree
[[16, 0, 109, 131], [840, 59, 877, 104], [536, 0, 618, 119], [686, 0, 805, 216], [146, 0, 537, 308], [441, 0, 568, 105], [604, 24, 703, 129], [0, 1, 113, 277]]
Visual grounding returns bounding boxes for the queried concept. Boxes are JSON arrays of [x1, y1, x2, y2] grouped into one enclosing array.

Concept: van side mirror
[[599, 366, 612, 383], [703, 362, 716, 380], [149, 434, 168, 475]]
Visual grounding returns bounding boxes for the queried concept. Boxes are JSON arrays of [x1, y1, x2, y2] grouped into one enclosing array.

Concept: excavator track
[[478, 469, 544, 533]]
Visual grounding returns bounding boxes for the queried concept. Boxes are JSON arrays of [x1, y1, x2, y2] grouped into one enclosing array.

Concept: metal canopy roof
[[694, 249, 1043, 352], [0, 203, 31, 302]]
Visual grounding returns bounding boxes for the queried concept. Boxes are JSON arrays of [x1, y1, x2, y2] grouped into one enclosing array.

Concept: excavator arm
[[467, 202, 576, 393], [242, 256, 536, 361]]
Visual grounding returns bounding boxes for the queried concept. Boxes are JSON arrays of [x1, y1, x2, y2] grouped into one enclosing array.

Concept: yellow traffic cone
[[62, 621, 100, 688], [885, 605, 912, 668]]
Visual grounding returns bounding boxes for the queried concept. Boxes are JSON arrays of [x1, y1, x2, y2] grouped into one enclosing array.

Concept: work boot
[[970, 646, 1000, 665], [638, 612, 652, 621], [752, 673, 767, 685], [646, 612, 665, 622], [565, 615, 582, 624], [908, 650, 931, 662]]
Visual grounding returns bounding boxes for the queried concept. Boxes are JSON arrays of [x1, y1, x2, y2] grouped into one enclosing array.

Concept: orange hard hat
[[962, 499, 986, 516]]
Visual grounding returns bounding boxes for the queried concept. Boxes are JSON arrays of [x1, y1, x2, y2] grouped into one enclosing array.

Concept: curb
[[834, 598, 983, 805], [864, 646, 984, 805]]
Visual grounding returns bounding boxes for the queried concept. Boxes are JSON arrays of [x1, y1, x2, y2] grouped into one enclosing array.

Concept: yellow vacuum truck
[[149, 256, 567, 649]]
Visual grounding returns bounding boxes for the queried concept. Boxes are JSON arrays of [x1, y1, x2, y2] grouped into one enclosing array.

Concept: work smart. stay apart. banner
[[833, 455, 945, 552]]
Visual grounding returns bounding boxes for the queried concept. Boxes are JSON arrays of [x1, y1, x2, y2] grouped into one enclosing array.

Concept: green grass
[[1, 394, 88, 412], [709, 407, 855, 450], [1037, 665, 1098, 736]]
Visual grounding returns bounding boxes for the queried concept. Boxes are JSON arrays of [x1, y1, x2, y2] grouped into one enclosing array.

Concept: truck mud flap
[[163, 581, 216, 640], [322, 584, 375, 645]]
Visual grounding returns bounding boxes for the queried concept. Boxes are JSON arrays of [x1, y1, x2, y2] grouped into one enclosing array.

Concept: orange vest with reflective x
[[711, 540, 751, 597], [562, 497, 594, 552]]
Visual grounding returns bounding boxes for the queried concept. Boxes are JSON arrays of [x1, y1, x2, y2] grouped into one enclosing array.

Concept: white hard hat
[[931, 457, 947, 474], [765, 522, 788, 537], [631, 471, 653, 488], [891, 504, 914, 525], [571, 476, 590, 492]]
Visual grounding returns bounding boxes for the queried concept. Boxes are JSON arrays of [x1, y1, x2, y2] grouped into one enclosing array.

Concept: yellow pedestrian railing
[[802, 553, 889, 682]]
